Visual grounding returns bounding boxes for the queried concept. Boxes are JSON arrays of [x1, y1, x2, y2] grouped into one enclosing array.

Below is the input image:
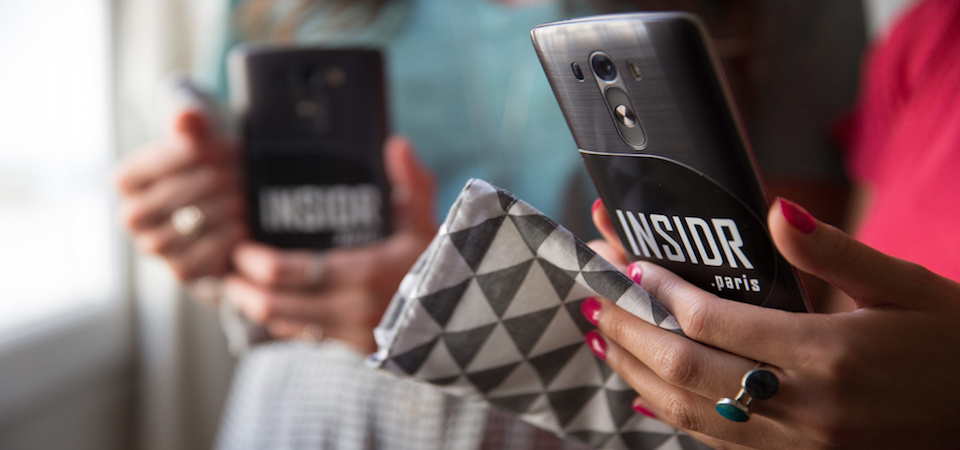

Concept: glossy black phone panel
[[231, 47, 390, 249], [533, 13, 810, 312]]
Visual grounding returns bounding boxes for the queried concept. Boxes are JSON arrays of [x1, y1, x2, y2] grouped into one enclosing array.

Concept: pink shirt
[[846, 0, 960, 281]]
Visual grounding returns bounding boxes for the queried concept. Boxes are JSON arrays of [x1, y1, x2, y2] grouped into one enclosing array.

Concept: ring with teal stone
[[743, 369, 779, 400], [716, 363, 779, 422], [715, 398, 751, 422]]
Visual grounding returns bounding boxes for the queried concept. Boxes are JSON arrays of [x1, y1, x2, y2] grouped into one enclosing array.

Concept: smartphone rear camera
[[591, 53, 618, 82], [571, 62, 585, 81], [302, 66, 346, 90]]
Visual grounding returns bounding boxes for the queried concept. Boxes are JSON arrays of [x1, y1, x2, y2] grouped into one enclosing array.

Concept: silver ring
[[298, 324, 324, 342], [171, 205, 206, 239], [716, 363, 780, 422]]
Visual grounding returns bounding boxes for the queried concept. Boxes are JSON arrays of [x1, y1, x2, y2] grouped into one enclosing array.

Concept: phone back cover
[[533, 14, 810, 312], [231, 47, 391, 249]]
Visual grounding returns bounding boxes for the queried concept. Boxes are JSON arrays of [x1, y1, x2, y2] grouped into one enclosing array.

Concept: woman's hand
[[222, 136, 437, 353], [585, 198, 960, 449], [115, 109, 246, 281]]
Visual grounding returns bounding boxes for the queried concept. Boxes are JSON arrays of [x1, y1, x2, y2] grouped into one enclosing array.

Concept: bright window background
[[0, 0, 116, 337]]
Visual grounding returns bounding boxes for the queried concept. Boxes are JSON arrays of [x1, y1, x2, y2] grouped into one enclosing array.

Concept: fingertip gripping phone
[[532, 13, 811, 312], [229, 46, 391, 249]]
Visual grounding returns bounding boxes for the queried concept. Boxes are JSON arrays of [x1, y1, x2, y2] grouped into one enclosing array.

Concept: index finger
[[633, 261, 828, 367], [591, 198, 627, 259], [115, 111, 234, 194], [231, 238, 400, 292], [318, 231, 425, 294], [232, 241, 327, 289]]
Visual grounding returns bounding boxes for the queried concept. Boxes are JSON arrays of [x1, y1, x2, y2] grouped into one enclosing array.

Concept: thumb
[[769, 197, 936, 309], [170, 108, 235, 163], [171, 109, 210, 143], [383, 135, 437, 236]]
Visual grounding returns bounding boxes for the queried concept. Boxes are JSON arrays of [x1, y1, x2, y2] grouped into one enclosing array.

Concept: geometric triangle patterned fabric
[[370, 179, 705, 450]]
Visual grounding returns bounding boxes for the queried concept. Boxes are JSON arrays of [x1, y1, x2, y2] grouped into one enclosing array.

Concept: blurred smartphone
[[532, 13, 811, 312], [229, 46, 391, 249]]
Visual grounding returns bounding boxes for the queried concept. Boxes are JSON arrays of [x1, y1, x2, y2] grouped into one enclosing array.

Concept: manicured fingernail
[[585, 330, 607, 360], [633, 400, 657, 419], [581, 297, 601, 326], [627, 262, 642, 284], [592, 198, 603, 215], [778, 197, 816, 234]]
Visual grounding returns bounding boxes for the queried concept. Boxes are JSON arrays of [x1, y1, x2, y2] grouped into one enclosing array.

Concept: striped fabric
[[215, 340, 589, 450]]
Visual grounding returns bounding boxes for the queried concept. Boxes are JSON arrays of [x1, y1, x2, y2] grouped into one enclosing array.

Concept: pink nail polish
[[628, 262, 642, 285], [633, 403, 657, 419], [591, 198, 603, 215], [581, 297, 601, 326], [585, 330, 607, 360], [778, 197, 816, 235]]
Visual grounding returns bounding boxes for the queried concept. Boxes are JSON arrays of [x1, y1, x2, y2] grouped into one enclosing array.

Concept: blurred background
[[0, 0, 917, 449]]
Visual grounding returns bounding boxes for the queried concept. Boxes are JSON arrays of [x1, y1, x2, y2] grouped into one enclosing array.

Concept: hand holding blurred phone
[[229, 46, 391, 250], [532, 13, 811, 312]]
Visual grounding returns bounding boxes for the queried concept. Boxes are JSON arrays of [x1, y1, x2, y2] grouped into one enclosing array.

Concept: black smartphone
[[229, 46, 391, 249], [532, 13, 811, 312]]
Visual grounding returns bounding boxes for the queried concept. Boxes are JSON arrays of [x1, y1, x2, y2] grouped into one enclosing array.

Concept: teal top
[[206, 0, 597, 236]]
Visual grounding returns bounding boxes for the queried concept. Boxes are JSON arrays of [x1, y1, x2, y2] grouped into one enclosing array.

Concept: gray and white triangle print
[[370, 179, 706, 450]]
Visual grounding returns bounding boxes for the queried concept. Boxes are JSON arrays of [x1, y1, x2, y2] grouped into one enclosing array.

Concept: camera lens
[[591, 53, 617, 81]]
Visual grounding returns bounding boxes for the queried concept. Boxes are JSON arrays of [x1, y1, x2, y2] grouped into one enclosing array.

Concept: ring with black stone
[[715, 363, 780, 423]]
